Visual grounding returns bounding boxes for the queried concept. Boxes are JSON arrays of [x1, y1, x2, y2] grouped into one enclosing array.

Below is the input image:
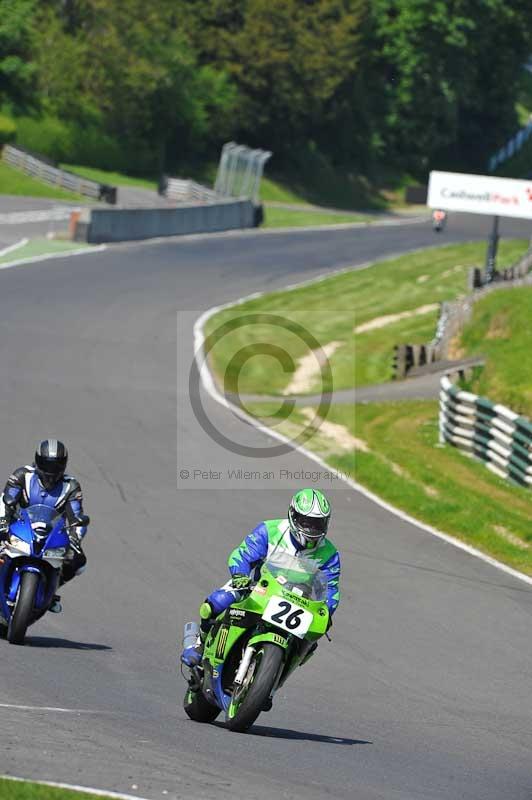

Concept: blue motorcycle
[[0, 504, 76, 644]]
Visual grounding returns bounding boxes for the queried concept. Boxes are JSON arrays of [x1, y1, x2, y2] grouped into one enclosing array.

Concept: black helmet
[[35, 440, 68, 490]]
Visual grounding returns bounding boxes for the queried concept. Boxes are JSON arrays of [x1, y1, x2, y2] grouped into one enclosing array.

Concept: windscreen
[[26, 504, 62, 533], [263, 551, 328, 601]]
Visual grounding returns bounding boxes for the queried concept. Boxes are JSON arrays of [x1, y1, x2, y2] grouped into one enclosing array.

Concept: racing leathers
[[208, 518, 340, 616], [0, 465, 89, 584]]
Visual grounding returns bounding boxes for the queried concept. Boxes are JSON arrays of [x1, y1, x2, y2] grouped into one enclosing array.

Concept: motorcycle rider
[[0, 440, 89, 613], [432, 208, 447, 232], [181, 488, 340, 667]]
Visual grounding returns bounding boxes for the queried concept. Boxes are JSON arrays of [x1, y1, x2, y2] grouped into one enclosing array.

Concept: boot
[[49, 595, 63, 613], [180, 603, 212, 667]]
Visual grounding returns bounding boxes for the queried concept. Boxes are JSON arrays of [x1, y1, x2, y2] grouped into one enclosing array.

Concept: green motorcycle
[[183, 552, 330, 732]]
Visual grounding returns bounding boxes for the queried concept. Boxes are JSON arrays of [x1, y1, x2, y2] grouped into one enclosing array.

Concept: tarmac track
[[0, 214, 531, 799]]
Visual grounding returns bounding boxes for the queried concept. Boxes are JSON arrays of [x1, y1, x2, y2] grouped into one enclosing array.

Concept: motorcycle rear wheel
[[226, 643, 284, 732], [183, 686, 221, 723], [8, 571, 39, 645]]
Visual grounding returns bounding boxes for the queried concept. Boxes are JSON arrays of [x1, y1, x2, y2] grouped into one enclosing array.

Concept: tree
[[0, 0, 37, 110], [179, 0, 369, 162], [31, 0, 237, 171], [371, 0, 532, 173]]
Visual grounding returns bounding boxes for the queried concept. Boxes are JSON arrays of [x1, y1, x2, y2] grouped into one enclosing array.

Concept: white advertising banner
[[428, 170, 532, 219]]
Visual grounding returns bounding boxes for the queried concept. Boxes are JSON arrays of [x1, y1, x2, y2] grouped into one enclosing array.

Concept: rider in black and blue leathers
[[0, 440, 89, 611]]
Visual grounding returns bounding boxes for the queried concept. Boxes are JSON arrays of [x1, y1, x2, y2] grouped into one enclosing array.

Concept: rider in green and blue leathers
[[181, 488, 341, 667]]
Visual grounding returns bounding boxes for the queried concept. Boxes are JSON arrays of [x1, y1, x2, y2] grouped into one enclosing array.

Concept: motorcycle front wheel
[[8, 571, 39, 645], [226, 643, 284, 732]]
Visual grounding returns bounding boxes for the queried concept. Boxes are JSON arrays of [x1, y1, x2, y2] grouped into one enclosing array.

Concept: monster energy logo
[[216, 626, 229, 660]]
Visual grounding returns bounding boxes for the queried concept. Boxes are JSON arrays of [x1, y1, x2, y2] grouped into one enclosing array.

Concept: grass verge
[[0, 777, 119, 800], [247, 400, 532, 574], [263, 206, 368, 228], [61, 164, 157, 191], [458, 286, 532, 417], [0, 162, 83, 202], [204, 240, 527, 395], [0, 238, 92, 266]]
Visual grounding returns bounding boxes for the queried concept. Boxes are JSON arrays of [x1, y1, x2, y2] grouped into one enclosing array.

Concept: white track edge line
[[0, 702, 108, 714], [1, 775, 150, 800], [193, 260, 532, 591], [0, 238, 28, 259], [0, 244, 106, 271]]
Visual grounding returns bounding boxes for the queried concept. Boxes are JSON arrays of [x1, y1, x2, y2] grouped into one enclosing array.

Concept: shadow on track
[[26, 636, 112, 651], [212, 721, 370, 745]]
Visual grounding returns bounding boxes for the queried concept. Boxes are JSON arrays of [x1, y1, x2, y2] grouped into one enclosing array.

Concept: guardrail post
[[392, 344, 408, 379], [484, 215, 499, 283]]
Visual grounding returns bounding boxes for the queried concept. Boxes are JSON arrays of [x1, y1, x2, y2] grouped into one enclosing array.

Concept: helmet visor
[[290, 509, 329, 540], [35, 455, 66, 488]]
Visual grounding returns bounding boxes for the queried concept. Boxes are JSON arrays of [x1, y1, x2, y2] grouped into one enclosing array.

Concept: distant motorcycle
[[432, 209, 447, 232], [0, 504, 86, 645]]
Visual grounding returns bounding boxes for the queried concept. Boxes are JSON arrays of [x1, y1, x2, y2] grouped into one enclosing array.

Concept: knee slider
[[199, 601, 212, 621]]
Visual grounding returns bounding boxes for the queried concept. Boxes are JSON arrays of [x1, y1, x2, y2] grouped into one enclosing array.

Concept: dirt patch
[[441, 265, 465, 278], [486, 312, 511, 340], [493, 525, 530, 550], [301, 407, 366, 452], [390, 460, 407, 477], [446, 334, 465, 360], [423, 484, 440, 498], [283, 341, 343, 395], [354, 303, 439, 334], [416, 274, 430, 283]]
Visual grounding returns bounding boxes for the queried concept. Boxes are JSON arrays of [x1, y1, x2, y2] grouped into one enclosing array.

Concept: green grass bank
[[206, 240, 531, 576], [458, 287, 532, 417], [0, 778, 119, 800], [205, 240, 527, 396], [0, 162, 83, 202]]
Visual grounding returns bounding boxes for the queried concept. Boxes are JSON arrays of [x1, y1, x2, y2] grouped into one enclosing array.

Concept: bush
[[0, 115, 17, 147], [15, 115, 74, 162], [13, 114, 156, 175]]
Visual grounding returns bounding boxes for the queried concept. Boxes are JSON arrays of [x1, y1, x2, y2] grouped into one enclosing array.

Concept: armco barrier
[[2, 144, 117, 203], [439, 376, 532, 487], [77, 199, 256, 243], [158, 176, 219, 204]]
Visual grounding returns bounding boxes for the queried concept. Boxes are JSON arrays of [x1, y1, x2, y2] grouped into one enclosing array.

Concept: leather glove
[[231, 574, 252, 592]]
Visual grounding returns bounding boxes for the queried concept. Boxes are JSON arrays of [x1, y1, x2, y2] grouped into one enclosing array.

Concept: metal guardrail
[[158, 176, 219, 204], [439, 376, 532, 487], [2, 145, 117, 204]]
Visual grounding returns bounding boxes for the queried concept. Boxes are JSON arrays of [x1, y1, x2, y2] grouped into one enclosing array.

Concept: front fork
[[0, 558, 58, 622], [234, 634, 290, 703]]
